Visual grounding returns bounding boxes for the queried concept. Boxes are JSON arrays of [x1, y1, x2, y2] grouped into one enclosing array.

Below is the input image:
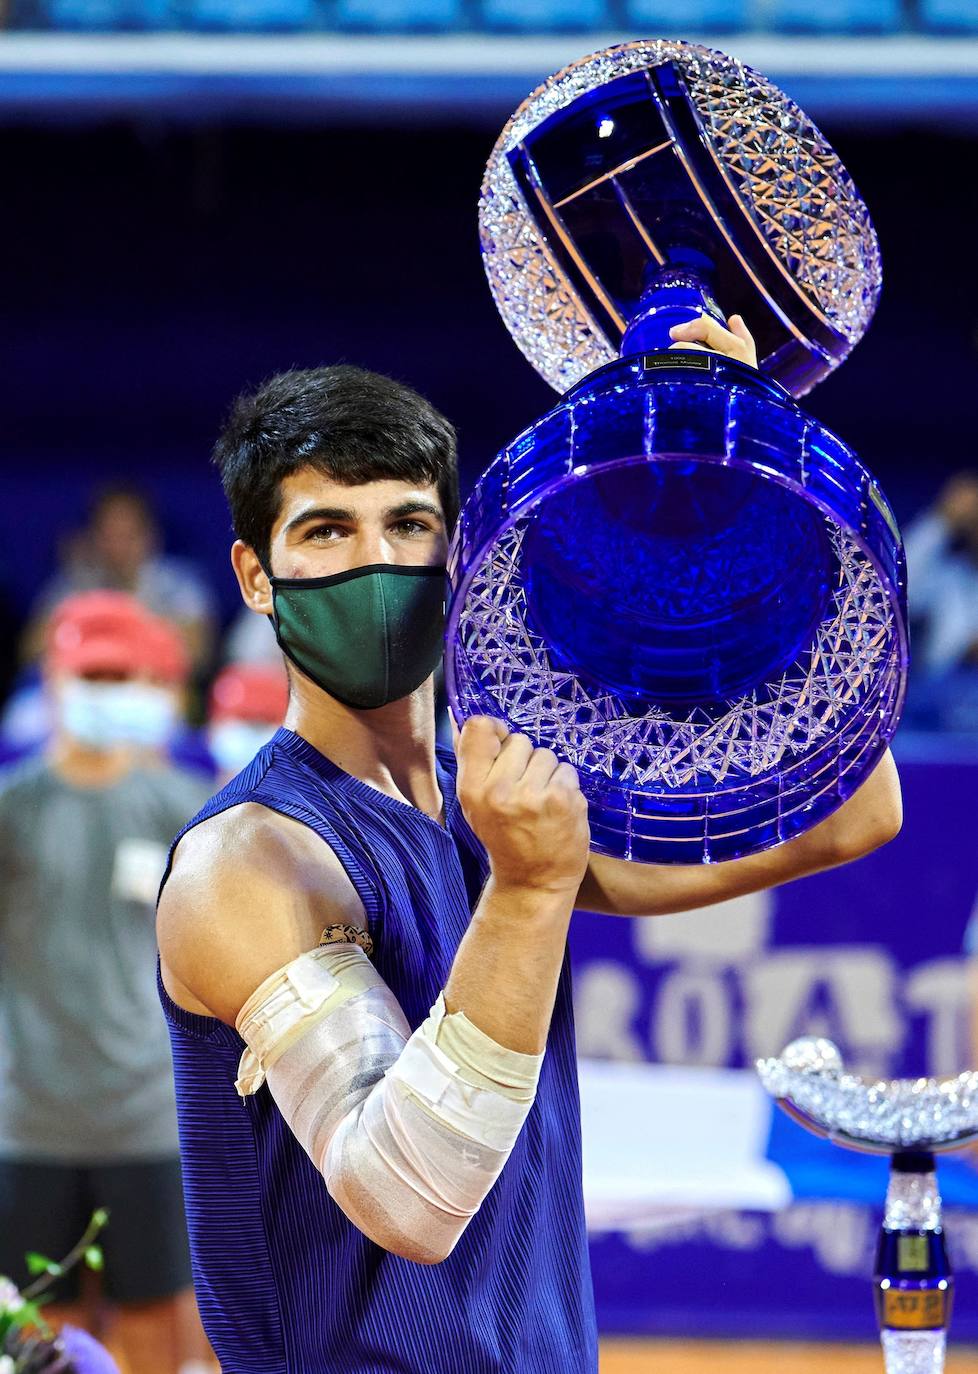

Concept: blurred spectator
[[207, 661, 288, 781], [1, 579, 194, 763], [905, 471, 978, 671], [904, 471, 978, 732], [0, 592, 216, 1374], [24, 486, 216, 672]]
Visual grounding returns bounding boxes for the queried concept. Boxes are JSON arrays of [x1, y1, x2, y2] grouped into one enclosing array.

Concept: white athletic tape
[[235, 944, 379, 1095], [233, 943, 543, 1262], [389, 1022, 535, 1151]]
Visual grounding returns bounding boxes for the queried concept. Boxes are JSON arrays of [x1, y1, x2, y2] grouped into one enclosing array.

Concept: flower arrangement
[[0, 1211, 118, 1374]]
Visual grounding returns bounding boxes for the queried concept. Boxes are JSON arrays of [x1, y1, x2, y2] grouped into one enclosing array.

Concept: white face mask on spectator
[[208, 720, 279, 776], [60, 679, 177, 751]]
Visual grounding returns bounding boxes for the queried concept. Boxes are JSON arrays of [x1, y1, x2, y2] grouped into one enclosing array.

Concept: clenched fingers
[[520, 746, 561, 793], [455, 716, 509, 789], [489, 732, 535, 786]]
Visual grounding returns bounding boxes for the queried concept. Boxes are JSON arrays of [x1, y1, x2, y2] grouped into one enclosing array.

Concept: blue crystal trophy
[[446, 40, 909, 864], [758, 1039, 978, 1373]]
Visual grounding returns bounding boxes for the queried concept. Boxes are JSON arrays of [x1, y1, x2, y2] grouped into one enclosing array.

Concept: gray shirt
[[905, 512, 978, 672], [0, 757, 208, 1162]]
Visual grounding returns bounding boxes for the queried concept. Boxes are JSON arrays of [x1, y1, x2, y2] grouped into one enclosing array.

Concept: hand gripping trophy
[[446, 39, 909, 864], [759, 1038, 978, 1372]]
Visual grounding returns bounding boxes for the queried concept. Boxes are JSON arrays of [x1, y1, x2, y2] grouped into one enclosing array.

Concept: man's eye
[[393, 520, 429, 535], [306, 525, 340, 541]]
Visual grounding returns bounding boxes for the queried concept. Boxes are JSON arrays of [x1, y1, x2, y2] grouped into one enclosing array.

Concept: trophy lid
[[481, 39, 881, 398]]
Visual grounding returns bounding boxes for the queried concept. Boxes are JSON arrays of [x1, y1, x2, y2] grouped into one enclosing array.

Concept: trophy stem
[[619, 263, 726, 357], [874, 1152, 952, 1374]]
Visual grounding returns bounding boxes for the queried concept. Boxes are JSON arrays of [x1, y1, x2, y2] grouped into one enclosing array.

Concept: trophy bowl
[[445, 40, 908, 865]]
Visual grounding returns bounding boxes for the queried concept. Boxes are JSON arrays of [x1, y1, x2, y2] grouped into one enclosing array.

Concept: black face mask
[[270, 563, 447, 710]]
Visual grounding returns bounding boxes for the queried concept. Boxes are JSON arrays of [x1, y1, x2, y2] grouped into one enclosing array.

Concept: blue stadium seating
[[14, 0, 976, 36], [919, 0, 978, 31], [180, 0, 320, 30], [625, 0, 749, 29], [38, 0, 172, 27], [336, 0, 465, 29], [767, 0, 903, 31], [480, 0, 613, 31]]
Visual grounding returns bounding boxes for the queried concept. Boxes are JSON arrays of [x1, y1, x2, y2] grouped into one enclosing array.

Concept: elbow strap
[[234, 943, 382, 1096], [389, 998, 540, 1151]]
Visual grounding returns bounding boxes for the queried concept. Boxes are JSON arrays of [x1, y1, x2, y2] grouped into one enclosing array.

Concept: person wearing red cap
[[24, 486, 216, 673], [0, 592, 216, 1374], [207, 663, 289, 783], [48, 592, 190, 761]]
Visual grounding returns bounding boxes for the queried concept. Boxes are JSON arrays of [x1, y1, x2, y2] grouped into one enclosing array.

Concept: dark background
[[2, 112, 975, 644]]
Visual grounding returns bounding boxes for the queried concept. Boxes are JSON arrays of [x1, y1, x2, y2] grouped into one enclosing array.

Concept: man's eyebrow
[[387, 499, 444, 523], [283, 505, 357, 535], [283, 498, 444, 536]]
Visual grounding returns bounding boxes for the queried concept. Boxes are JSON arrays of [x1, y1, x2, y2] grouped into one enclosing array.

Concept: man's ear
[[231, 540, 273, 616]]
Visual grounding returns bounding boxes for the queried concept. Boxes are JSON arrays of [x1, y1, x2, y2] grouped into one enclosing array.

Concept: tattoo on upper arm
[[319, 924, 374, 958]]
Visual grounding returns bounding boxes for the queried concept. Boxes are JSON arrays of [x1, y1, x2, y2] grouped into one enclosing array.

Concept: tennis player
[[157, 318, 902, 1374]]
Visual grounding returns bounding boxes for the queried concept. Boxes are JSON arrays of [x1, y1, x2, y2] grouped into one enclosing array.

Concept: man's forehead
[[276, 468, 440, 513]]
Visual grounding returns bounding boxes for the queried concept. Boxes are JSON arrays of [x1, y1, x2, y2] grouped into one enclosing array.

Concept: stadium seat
[[480, 0, 612, 31], [37, 0, 172, 27], [336, 0, 465, 28], [180, 0, 319, 30], [766, 0, 902, 31], [625, 0, 749, 29], [919, 0, 978, 30]]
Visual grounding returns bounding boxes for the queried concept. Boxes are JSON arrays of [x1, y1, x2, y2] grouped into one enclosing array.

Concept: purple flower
[[57, 1328, 120, 1374]]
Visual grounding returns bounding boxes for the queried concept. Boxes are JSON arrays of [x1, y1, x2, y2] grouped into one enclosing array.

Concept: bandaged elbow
[[235, 945, 543, 1263]]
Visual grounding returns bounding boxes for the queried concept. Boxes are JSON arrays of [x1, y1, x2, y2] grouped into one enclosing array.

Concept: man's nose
[[357, 528, 397, 565]]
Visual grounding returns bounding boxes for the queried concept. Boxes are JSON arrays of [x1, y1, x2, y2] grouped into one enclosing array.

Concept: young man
[[157, 322, 902, 1374]]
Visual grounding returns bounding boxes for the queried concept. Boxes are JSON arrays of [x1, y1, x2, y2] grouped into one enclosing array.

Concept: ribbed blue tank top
[[157, 728, 597, 1374]]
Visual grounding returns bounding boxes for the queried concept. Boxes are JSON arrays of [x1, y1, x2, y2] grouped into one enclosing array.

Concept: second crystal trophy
[[758, 1038, 978, 1373]]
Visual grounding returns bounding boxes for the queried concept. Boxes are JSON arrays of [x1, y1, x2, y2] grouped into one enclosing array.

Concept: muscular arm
[[157, 720, 589, 1262], [157, 803, 572, 1051], [576, 749, 902, 917], [158, 803, 368, 1022]]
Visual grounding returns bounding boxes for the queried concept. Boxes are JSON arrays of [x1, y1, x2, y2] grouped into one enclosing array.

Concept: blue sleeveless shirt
[[158, 728, 597, 1374]]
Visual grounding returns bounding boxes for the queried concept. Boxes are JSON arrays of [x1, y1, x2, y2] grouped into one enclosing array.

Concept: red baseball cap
[[210, 663, 289, 725], [47, 591, 189, 684]]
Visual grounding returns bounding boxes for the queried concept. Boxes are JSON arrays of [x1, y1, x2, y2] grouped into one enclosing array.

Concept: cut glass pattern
[[454, 516, 896, 832], [757, 1038, 978, 1151], [881, 1332, 947, 1374], [481, 38, 881, 394]]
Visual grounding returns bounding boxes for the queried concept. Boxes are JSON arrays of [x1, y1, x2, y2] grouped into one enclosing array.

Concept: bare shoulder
[[158, 803, 366, 1027], [161, 802, 363, 914]]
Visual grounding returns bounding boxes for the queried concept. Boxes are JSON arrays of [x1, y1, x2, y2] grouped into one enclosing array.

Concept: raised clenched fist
[[454, 716, 590, 898]]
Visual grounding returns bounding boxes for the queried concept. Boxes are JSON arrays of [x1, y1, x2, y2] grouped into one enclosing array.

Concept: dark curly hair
[[213, 365, 459, 570]]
